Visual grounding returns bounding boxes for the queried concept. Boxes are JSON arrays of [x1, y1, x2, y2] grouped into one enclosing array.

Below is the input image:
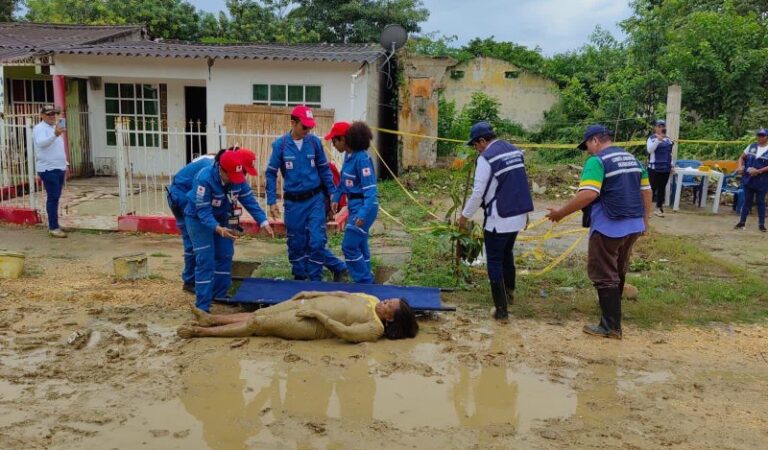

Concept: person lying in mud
[[177, 291, 419, 343]]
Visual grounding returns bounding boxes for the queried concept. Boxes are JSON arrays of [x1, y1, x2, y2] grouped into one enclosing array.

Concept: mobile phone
[[58, 118, 66, 129]]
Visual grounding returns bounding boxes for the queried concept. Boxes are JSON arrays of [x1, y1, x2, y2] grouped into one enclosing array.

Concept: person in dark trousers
[[458, 121, 534, 321], [33, 105, 68, 238], [546, 125, 652, 339], [735, 128, 768, 232], [646, 119, 673, 217]]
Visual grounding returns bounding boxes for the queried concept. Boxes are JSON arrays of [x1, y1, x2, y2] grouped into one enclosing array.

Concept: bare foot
[[177, 325, 198, 339], [190, 304, 216, 327]]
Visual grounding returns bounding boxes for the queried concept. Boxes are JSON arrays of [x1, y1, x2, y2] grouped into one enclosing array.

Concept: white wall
[[51, 55, 375, 176]]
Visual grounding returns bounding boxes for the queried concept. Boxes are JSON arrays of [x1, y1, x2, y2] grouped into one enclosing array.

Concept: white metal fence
[[0, 116, 37, 211], [115, 119, 346, 218]]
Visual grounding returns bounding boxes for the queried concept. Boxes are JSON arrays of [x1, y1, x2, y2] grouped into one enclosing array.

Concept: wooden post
[[665, 85, 682, 206]]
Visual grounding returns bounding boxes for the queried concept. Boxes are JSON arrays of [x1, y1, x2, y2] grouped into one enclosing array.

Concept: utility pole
[[664, 85, 682, 206], [665, 85, 682, 163]]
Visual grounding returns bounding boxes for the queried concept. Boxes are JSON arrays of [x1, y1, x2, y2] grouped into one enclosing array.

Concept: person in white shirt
[[458, 122, 534, 321], [33, 105, 68, 238]]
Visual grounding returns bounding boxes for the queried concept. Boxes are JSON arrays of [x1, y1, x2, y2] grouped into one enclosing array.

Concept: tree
[[288, 0, 429, 43], [1, 0, 20, 21], [25, 0, 205, 41]]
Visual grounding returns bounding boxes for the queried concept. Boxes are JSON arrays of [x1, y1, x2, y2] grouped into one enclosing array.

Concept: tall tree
[[288, 0, 429, 43]]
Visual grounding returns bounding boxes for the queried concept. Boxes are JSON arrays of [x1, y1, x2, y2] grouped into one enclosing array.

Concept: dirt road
[[0, 224, 766, 449]]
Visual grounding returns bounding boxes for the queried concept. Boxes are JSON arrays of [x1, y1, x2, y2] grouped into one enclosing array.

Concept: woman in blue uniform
[[185, 150, 274, 312], [328, 121, 378, 283], [646, 119, 673, 217]]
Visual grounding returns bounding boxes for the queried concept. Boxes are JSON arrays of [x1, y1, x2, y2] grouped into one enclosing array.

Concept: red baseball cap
[[219, 151, 246, 184], [324, 121, 350, 141], [291, 105, 316, 129], [236, 148, 258, 176]]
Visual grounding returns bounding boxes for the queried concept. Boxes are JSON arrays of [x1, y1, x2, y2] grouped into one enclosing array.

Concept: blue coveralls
[[167, 155, 215, 285], [266, 133, 339, 281], [332, 150, 378, 283], [184, 164, 269, 312]]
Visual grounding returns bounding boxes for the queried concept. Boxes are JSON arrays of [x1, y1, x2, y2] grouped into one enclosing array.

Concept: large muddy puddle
[[73, 340, 578, 449]]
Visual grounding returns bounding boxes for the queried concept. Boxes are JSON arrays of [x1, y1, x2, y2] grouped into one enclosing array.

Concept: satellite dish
[[380, 24, 408, 52]]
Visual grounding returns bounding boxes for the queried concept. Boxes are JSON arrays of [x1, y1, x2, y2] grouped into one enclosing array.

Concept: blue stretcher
[[223, 277, 455, 312]]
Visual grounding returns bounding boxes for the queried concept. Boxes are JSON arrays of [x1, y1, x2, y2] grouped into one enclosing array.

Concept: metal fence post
[[116, 118, 128, 216], [24, 117, 37, 211], [0, 114, 7, 188]]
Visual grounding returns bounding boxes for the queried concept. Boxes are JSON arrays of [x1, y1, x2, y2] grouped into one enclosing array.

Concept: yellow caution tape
[[373, 126, 750, 149]]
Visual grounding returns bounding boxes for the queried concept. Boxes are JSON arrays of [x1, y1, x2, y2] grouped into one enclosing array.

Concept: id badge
[[233, 207, 243, 217]]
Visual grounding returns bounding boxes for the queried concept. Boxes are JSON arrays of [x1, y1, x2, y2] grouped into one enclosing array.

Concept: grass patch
[[150, 252, 170, 258], [376, 168, 767, 328]]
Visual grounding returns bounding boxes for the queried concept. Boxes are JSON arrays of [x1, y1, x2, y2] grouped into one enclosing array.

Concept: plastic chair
[[670, 160, 702, 205], [720, 170, 743, 213]]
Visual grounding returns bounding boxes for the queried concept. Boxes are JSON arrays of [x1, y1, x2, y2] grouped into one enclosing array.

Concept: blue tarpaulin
[[227, 278, 455, 312]]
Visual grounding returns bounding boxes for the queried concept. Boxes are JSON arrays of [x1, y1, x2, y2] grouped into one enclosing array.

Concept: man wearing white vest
[[33, 104, 68, 238], [459, 121, 534, 321]]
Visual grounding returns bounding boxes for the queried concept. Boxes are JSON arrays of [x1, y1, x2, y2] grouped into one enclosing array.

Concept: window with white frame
[[105, 83, 163, 147], [252, 84, 321, 108]]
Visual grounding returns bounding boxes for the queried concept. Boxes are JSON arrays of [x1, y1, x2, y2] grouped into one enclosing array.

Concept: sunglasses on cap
[[45, 112, 57, 117]]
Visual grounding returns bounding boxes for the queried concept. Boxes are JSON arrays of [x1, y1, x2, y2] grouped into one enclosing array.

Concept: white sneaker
[[49, 229, 68, 238], [653, 208, 665, 218]]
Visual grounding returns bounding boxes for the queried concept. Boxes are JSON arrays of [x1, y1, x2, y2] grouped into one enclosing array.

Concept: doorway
[[184, 86, 207, 163]]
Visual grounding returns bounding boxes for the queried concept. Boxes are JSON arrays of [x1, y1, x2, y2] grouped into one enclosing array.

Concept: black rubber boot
[[490, 279, 509, 320], [590, 286, 622, 338], [182, 282, 195, 294], [504, 272, 515, 305]]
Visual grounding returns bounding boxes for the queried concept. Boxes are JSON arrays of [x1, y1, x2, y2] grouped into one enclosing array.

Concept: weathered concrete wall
[[442, 57, 558, 130], [398, 55, 455, 169]]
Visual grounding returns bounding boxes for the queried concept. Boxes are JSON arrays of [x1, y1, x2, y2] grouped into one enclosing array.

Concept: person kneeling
[[177, 291, 419, 343]]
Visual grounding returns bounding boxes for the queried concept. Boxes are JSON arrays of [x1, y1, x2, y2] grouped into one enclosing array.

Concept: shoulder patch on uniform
[[362, 167, 372, 176], [197, 186, 205, 195]]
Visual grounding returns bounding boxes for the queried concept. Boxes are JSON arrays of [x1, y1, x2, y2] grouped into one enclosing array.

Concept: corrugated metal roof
[[55, 40, 384, 63], [0, 22, 144, 64], [0, 22, 143, 48]]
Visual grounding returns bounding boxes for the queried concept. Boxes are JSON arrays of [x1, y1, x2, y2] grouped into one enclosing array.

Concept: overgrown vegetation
[[380, 167, 768, 327]]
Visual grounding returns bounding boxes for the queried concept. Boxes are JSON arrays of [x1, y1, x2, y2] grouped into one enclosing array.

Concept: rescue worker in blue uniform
[[328, 121, 379, 283], [646, 119, 673, 217], [265, 105, 341, 281], [167, 147, 257, 292], [735, 128, 768, 232], [547, 125, 652, 339], [458, 121, 534, 321], [185, 150, 274, 312]]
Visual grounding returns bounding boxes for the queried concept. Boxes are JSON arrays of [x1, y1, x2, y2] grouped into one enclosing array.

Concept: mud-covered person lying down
[[177, 290, 419, 343]]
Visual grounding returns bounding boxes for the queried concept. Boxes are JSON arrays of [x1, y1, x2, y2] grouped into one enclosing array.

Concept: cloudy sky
[[190, 0, 633, 55]]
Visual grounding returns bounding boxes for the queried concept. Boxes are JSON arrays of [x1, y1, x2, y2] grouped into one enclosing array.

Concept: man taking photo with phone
[[33, 104, 68, 238]]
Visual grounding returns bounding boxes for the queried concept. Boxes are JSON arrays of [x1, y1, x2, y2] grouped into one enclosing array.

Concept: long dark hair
[[384, 299, 419, 340]]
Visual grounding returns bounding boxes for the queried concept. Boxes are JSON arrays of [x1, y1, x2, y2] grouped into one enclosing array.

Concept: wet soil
[[0, 224, 767, 449]]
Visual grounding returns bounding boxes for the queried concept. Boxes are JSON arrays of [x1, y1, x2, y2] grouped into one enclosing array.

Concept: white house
[[51, 40, 386, 176], [1, 23, 390, 179]]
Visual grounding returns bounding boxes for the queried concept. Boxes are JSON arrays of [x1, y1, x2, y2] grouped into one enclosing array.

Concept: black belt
[[347, 192, 364, 200], [284, 185, 323, 202]]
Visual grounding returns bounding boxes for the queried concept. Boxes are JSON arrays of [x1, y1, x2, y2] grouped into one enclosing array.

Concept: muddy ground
[[0, 208, 767, 449]]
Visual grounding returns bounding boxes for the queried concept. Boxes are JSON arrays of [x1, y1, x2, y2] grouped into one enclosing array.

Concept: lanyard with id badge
[[227, 191, 244, 233]]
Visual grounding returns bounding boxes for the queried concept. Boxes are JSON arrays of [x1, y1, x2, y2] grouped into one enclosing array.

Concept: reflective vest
[[648, 134, 673, 172], [480, 140, 534, 218], [743, 144, 768, 192], [596, 147, 645, 219]]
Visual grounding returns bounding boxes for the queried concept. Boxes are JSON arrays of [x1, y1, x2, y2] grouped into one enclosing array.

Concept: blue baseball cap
[[756, 128, 768, 136], [467, 121, 494, 146], [654, 119, 666, 126], [577, 124, 613, 150]]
